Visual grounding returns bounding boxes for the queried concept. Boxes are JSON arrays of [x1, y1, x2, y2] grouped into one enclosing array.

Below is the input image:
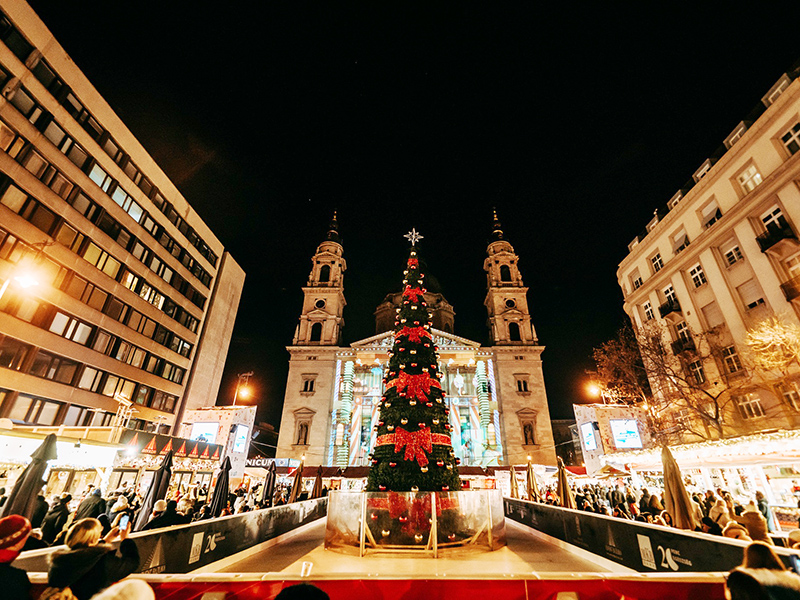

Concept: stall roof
[[604, 430, 800, 471]]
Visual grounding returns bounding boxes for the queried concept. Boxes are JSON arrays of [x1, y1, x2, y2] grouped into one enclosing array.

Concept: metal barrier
[[14, 497, 328, 574], [505, 497, 800, 573]]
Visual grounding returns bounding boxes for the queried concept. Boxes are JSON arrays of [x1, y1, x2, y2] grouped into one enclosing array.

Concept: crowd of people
[[538, 481, 785, 545]]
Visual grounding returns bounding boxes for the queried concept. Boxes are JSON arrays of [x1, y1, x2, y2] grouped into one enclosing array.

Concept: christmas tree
[[366, 230, 461, 493]]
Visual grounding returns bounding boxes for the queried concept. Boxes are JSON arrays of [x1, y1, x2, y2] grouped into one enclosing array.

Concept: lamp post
[[233, 371, 254, 406]]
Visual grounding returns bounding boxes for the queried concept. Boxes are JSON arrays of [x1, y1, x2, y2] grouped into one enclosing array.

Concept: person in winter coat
[[639, 489, 651, 515], [755, 490, 777, 533], [31, 492, 49, 528], [0, 515, 32, 600], [107, 495, 133, 527], [74, 488, 106, 521], [648, 493, 664, 514], [723, 521, 753, 541], [709, 498, 732, 528], [735, 501, 773, 545], [47, 517, 139, 600], [41, 493, 72, 545]]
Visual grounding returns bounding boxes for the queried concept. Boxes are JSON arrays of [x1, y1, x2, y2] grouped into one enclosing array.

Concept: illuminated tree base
[[324, 489, 506, 557]]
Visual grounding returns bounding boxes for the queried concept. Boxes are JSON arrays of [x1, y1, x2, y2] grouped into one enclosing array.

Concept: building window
[[319, 264, 331, 283], [737, 165, 763, 194], [701, 202, 722, 228], [736, 393, 765, 419], [675, 321, 691, 342], [301, 377, 316, 393], [723, 346, 743, 374], [309, 322, 322, 342], [315, 299, 326, 309], [776, 382, 800, 411], [761, 205, 787, 233], [296, 422, 309, 445], [673, 230, 690, 254], [508, 322, 521, 341], [689, 264, 707, 288], [515, 376, 529, 393], [632, 277, 643, 290], [786, 254, 800, 279], [688, 360, 706, 385], [651, 253, 663, 273], [781, 122, 800, 155], [643, 301, 655, 321], [663, 285, 677, 304], [500, 265, 512, 282], [737, 279, 765, 310], [723, 244, 743, 267]]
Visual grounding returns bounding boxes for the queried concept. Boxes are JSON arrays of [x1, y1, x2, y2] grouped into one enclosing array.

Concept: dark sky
[[27, 2, 800, 425]]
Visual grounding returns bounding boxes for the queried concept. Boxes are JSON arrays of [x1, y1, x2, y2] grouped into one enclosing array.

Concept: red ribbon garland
[[387, 371, 441, 402], [376, 427, 452, 467], [403, 285, 424, 302], [395, 326, 430, 344]]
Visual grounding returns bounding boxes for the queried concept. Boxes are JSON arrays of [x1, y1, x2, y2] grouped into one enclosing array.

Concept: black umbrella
[[262, 461, 277, 507], [209, 456, 232, 518], [1, 433, 57, 520], [133, 450, 173, 531]]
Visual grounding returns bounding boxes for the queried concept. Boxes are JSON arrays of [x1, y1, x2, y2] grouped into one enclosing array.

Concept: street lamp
[[233, 371, 254, 405], [587, 382, 612, 404]]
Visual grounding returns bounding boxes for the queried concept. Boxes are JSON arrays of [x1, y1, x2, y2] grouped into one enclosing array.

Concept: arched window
[[319, 265, 331, 283], [310, 322, 322, 342], [509, 322, 521, 341], [500, 265, 512, 282]]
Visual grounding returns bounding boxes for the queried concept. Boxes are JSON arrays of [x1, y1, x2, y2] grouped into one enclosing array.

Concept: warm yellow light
[[527, 455, 531, 461], [13, 272, 39, 289], [238, 386, 252, 399], [587, 383, 601, 397]]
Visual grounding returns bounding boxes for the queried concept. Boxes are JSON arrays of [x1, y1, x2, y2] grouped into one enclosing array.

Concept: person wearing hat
[[0, 514, 33, 600], [74, 488, 106, 521], [735, 500, 773, 545], [723, 520, 753, 541]]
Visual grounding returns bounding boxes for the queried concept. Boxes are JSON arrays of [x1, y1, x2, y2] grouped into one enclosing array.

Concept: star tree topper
[[404, 228, 423, 246]]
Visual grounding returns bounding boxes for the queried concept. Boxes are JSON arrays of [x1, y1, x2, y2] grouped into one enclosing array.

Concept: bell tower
[[484, 209, 537, 345], [294, 212, 346, 345], [484, 209, 556, 467]]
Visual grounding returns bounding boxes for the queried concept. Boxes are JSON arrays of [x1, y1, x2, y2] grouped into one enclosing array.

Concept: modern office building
[[617, 62, 800, 440], [276, 213, 557, 468], [0, 0, 244, 435]]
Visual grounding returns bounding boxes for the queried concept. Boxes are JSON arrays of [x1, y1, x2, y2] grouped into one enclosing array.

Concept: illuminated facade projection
[[276, 213, 556, 468]]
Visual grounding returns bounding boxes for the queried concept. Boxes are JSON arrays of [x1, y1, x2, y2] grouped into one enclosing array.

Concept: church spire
[[326, 210, 341, 243], [491, 207, 504, 241]]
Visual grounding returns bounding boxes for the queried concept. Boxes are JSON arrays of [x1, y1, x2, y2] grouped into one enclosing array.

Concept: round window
[[315, 299, 326, 309], [505, 299, 516, 308]]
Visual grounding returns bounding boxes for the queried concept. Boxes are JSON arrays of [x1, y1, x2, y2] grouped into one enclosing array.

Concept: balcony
[[757, 222, 799, 258], [659, 299, 682, 319], [782, 274, 800, 302], [671, 337, 696, 354]]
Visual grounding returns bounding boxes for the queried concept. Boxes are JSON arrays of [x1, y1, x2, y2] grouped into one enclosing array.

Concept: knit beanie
[[0, 515, 31, 550]]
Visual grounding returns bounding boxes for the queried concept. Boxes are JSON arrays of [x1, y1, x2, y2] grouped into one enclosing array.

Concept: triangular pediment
[[350, 328, 481, 350]]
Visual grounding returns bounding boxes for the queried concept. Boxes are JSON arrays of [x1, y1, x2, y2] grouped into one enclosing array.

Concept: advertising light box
[[610, 419, 643, 448], [233, 424, 249, 453], [580, 422, 598, 451], [190, 422, 219, 445]]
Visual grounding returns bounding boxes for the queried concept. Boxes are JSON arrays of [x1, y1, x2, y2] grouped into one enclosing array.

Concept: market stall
[[604, 430, 800, 529]]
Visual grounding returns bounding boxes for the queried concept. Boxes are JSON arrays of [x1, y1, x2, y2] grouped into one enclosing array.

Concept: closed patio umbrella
[[1, 433, 57, 520], [661, 445, 697, 530], [133, 450, 173, 531], [311, 466, 323, 499], [509, 464, 520, 499], [288, 459, 304, 503], [209, 456, 232, 517], [556, 457, 577, 509], [526, 460, 540, 502], [262, 460, 277, 507]]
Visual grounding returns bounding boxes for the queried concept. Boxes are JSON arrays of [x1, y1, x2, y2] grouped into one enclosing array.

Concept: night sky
[[26, 2, 800, 426]]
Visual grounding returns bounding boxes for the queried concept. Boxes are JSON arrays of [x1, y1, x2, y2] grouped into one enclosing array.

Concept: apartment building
[[0, 0, 244, 435], [617, 63, 800, 440]]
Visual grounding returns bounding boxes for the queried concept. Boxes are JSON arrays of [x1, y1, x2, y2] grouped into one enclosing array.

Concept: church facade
[[275, 214, 557, 467]]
